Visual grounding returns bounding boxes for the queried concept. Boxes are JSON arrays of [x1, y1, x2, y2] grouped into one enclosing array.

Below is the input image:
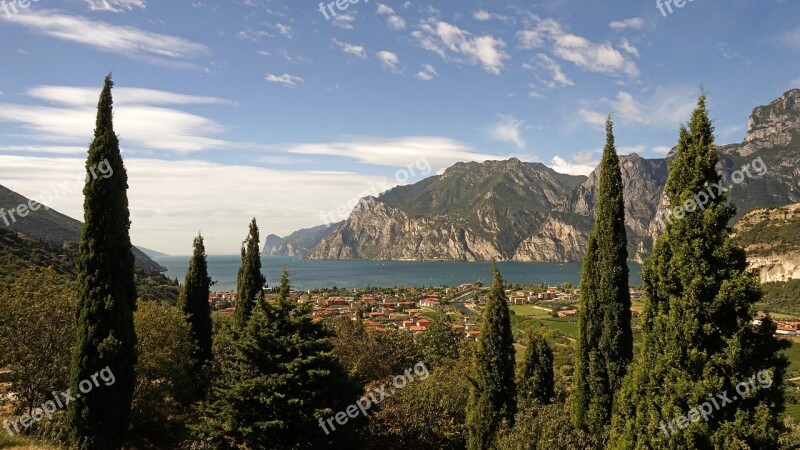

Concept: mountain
[[0, 184, 166, 271], [262, 222, 343, 256], [136, 246, 170, 258], [307, 89, 800, 263], [732, 202, 800, 283], [309, 159, 588, 261]]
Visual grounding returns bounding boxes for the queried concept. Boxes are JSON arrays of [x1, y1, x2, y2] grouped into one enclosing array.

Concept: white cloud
[[377, 50, 400, 72], [533, 53, 573, 87], [376, 3, 395, 15], [412, 19, 509, 75], [332, 39, 367, 59], [549, 155, 596, 176], [578, 108, 607, 128], [386, 15, 407, 30], [415, 64, 438, 81], [265, 73, 304, 87], [0, 85, 231, 153], [0, 155, 394, 254], [282, 136, 502, 172], [517, 15, 638, 77], [578, 86, 697, 129], [651, 146, 672, 154], [0, 10, 208, 68], [376, 3, 406, 30], [273, 23, 293, 38], [83, 0, 146, 12], [609, 17, 644, 32], [332, 14, 355, 30], [489, 114, 525, 149], [620, 39, 639, 57], [473, 10, 508, 22], [473, 10, 492, 21]]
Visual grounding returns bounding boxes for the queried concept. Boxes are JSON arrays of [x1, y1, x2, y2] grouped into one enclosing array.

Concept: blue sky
[[0, 0, 798, 254]]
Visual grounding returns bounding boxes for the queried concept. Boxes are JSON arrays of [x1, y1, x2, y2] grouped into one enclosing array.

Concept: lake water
[[155, 255, 642, 291]]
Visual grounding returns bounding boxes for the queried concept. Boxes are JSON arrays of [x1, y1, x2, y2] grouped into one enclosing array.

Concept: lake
[[155, 255, 643, 291]]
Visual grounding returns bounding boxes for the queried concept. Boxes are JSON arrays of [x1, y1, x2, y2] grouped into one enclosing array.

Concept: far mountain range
[[265, 89, 800, 263]]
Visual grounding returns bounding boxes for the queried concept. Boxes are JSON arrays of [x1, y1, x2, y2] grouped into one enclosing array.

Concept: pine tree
[[466, 262, 516, 450], [193, 270, 359, 449], [69, 74, 137, 449], [235, 218, 265, 327], [519, 331, 554, 405], [178, 233, 213, 371], [572, 116, 633, 436], [609, 94, 788, 449]]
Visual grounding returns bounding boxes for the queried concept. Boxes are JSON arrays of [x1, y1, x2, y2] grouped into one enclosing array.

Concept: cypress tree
[[519, 331, 554, 405], [277, 266, 291, 300], [466, 262, 516, 450], [572, 116, 633, 436], [69, 74, 137, 449], [235, 218, 265, 327], [178, 233, 213, 371], [193, 270, 359, 449], [609, 94, 788, 449]]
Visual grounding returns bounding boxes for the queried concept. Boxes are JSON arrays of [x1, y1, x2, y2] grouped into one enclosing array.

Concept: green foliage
[[178, 234, 213, 372], [494, 401, 594, 450], [235, 218, 265, 327], [0, 228, 76, 282], [0, 267, 75, 416], [364, 356, 470, 450], [277, 266, 291, 300], [69, 74, 138, 449], [193, 272, 359, 449], [132, 301, 196, 426], [609, 94, 790, 449], [519, 331, 554, 405], [466, 262, 517, 450], [416, 316, 464, 367], [760, 279, 800, 316], [573, 116, 633, 436], [328, 318, 423, 385]]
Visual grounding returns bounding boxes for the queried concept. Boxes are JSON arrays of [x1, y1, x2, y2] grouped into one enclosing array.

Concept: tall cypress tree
[[609, 94, 788, 449], [572, 116, 633, 436], [519, 331, 554, 405], [179, 233, 213, 370], [69, 74, 137, 449], [466, 262, 516, 450], [235, 218, 265, 327]]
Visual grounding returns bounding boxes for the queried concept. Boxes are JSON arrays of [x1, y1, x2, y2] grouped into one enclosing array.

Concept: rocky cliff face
[[732, 202, 800, 283], [302, 90, 800, 263], [740, 89, 800, 157], [262, 223, 342, 257], [308, 197, 503, 260]]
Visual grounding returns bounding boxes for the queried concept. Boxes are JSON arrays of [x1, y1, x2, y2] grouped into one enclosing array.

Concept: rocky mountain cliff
[[299, 89, 800, 262], [732, 202, 800, 283], [262, 223, 342, 257]]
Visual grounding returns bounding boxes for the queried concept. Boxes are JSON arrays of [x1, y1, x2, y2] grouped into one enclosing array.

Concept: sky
[[0, 0, 798, 255]]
